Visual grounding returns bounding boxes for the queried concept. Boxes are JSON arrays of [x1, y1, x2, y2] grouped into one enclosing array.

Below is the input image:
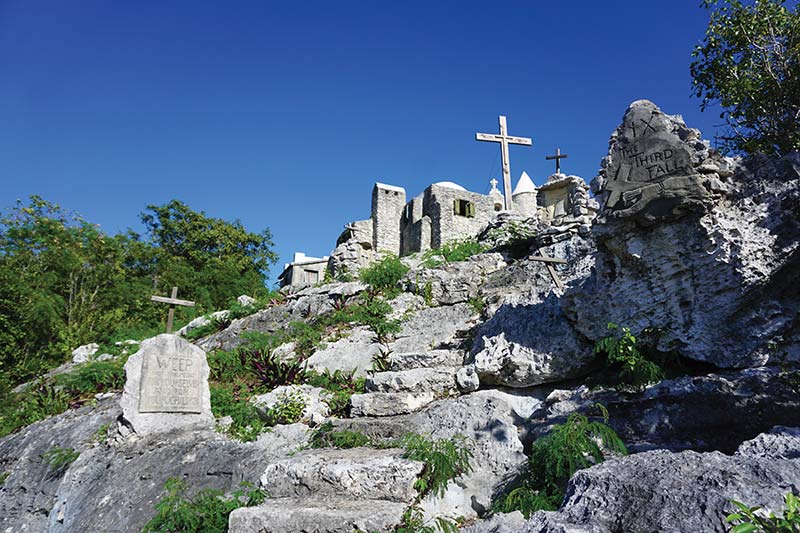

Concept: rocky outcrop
[[526, 366, 800, 454], [525, 428, 800, 533]]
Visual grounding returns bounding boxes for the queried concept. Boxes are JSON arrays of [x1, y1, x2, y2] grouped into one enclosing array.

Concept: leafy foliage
[[306, 369, 366, 417], [726, 492, 800, 533], [42, 446, 80, 470], [261, 389, 306, 425], [209, 384, 266, 442], [309, 421, 372, 449], [496, 405, 627, 516], [142, 477, 266, 533], [691, 0, 800, 155], [0, 195, 277, 428], [246, 345, 308, 390], [421, 238, 487, 268], [359, 254, 409, 297], [401, 433, 474, 498], [594, 323, 665, 392]]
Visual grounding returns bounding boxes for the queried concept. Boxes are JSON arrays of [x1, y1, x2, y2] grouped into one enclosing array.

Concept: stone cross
[[476, 116, 533, 210], [545, 147, 569, 174], [150, 286, 195, 334]]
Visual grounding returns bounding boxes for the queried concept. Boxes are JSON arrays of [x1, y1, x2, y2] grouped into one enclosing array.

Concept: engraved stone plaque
[[120, 334, 213, 434], [594, 100, 710, 222], [139, 351, 203, 413]]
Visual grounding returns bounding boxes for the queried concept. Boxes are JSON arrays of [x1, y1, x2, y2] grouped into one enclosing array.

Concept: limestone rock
[[259, 448, 423, 502], [176, 310, 230, 337], [461, 511, 527, 533], [402, 253, 507, 306], [526, 367, 800, 454], [408, 395, 527, 522], [736, 425, 800, 460], [390, 303, 476, 353], [306, 326, 382, 377], [525, 446, 800, 533], [350, 391, 436, 417], [237, 294, 257, 306], [71, 342, 99, 364], [120, 334, 214, 435], [456, 364, 480, 392], [390, 349, 465, 371], [251, 384, 330, 426], [592, 100, 714, 224], [366, 367, 458, 395], [229, 496, 408, 533]]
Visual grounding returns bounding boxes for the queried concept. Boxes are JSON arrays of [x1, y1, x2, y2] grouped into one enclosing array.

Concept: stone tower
[[371, 182, 406, 255], [512, 171, 538, 216]]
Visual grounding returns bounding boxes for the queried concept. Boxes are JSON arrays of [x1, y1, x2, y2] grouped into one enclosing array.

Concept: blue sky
[[1, 1, 720, 285]]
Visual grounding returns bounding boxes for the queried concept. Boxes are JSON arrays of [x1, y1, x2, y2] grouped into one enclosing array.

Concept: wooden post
[[529, 253, 566, 290], [476, 115, 533, 211], [150, 286, 196, 333]]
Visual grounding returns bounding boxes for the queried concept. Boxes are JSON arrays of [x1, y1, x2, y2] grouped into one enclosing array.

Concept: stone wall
[[371, 183, 406, 255]]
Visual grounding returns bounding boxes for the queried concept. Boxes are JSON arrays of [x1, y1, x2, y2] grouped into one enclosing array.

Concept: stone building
[[281, 171, 596, 287], [277, 252, 329, 288]]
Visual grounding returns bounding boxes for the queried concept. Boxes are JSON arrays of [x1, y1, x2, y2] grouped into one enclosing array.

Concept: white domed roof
[[433, 181, 467, 191]]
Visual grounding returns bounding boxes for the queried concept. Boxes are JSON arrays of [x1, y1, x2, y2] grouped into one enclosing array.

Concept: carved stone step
[[260, 448, 422, 502], [228, 496, 408, 533], [389, 349, 464, 370], [366, 367, 458, 394], [350, 391, 437, 417]]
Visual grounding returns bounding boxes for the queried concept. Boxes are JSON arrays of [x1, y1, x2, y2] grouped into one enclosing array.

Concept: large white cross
[[476, 115, 533, 210]]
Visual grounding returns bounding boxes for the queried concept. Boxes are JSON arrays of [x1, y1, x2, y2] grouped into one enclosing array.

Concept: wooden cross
[[476, 116, 533, 211], [150, 286, 195, 334], [529, 252, 566, 290], [545, 147, 569, 174]]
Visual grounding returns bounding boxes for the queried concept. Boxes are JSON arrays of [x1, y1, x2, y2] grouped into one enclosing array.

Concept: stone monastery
[[279, 171, 596, 288]]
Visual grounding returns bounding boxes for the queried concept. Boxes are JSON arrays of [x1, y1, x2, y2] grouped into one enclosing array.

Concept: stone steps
[[261, 447, 423, 502], [366, 367, 458, 395], [389, 349, 464, 371], [228, 496, 408, 533], [350, 391, 437, 417]]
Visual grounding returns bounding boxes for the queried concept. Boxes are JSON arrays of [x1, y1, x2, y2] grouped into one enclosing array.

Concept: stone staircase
[[229, 447, 424, 533], [349, 355, 463, 418]]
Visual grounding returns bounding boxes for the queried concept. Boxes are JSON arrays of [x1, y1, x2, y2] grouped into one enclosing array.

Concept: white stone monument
[[120, 334, 213, 435]]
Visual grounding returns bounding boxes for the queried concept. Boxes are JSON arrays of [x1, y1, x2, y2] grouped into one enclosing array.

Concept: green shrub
[[142, 477, 266, 533], [370, 347, 393, 374], [246, 344, 308, 391], [53, 358, 126, 396], [726, 492, 800, 533], [350, 295, 402, 344], [306, 369, 366, 417], [0, 472, 8, 486], [496, 404, 627, 516], [289, 321, 325, 358], [401, 433, 473, 498], [484, 221, 537, 259], [0, 383, 72, 437], [310, 421, 372, 449], [360, 254, 409, 297], [209, 384, 265, 442], [42, 446, 80, 470], [594, 323, 665, 392], [421, 239, 487, 268], [262, 390, 306, 425]]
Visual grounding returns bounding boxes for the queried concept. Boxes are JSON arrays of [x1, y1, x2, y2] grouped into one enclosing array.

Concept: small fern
[[309, 422, 372, 449], [594, 323, 665, 392], [496, 404, 627, 516], [401, 433, 473, 498], [42, 446, 80, 470]]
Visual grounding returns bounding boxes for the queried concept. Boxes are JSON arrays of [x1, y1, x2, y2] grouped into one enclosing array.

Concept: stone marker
[[593, 100, 710, 223], [120, 334, 213, 435]]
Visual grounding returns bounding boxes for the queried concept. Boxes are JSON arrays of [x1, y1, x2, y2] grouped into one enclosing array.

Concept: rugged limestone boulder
[[401, 253, 507, 306], [524, 428, 800, 533], [526, 366, 800, 454]]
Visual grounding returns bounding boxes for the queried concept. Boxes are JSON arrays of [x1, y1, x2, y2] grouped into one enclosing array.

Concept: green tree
[[691, 0, 800, 156], [140, 200, 277, 310], [0, 196, 142, 384]]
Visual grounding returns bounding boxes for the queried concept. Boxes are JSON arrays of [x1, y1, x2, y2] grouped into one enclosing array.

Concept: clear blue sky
[[1, 1, 720, 285]]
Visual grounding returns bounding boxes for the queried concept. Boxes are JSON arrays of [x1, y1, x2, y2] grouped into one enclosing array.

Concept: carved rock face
[[593, 100, 712, 224]]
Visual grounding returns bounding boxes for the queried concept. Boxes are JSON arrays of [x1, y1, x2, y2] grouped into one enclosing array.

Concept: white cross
[[476, 116, 533, 210], [490, 178, 499, 191]]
